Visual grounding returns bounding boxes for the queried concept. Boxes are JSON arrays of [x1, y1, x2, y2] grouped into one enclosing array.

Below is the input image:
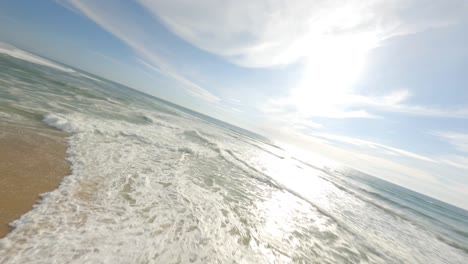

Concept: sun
[[288, 32, 378, 118]]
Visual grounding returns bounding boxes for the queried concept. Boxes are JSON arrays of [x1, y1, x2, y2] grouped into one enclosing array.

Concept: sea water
[[0, 46, 467, 263]]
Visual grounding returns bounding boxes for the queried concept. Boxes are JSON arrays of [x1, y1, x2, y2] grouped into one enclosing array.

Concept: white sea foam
[[43, 114, 80, 132], [1, 108, 369, 262], [1, 53, 467, 263]]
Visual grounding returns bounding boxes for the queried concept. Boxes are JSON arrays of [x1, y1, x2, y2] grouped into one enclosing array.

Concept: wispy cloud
[[433, 131, 468, 153], [61, 0, 220, 103], [439, 155, 468, 170], [138, 0, 466, 68], [260, 90, 411, 119], [309, 132, 437, 163], [262, 87, 468, 120], [0, 41, 74, 73], [137, 58, 219, 103], [366, 91, 468, 118], [271, 126, 440, 183], [60, 0, 468, 119], [298, 130, 468, 176], [137, 0, 465, 120], [263, 124, 468, 208], [381, 105, 468, 118]]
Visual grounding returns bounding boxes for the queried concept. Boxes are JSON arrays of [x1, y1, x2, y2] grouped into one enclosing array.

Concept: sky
[[0, 0, 467, 209]]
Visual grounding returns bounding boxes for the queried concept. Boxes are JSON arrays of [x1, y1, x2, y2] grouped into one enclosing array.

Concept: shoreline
[[0, 120, 70, 238]]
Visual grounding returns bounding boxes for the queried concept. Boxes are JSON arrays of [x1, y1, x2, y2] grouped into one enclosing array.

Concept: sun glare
[[289, 32, 378, 118]]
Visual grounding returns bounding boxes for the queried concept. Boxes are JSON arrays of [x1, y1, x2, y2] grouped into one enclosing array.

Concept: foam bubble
[[43, 114, 79, 132]]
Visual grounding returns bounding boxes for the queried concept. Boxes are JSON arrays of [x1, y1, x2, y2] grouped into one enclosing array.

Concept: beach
[[1, 51, 467, 263], [0, 121, 69, 237]]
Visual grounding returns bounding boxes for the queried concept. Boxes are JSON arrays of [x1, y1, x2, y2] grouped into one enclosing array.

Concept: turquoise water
[[0, 46, 467, 263]]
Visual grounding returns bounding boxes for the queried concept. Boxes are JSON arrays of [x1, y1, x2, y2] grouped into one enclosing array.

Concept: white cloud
[[215, 104, 243, 114], [138, 59, 220, 103], [60, 0, 468, 119], [138, 0, 467, 120], [262, 85, 468, 119], [0, 42, 75, 73], [356, 90, 468, 118], [141, 0, 381, 67], [261, 89, 412, 119], [270, 127, 440, 184], [439, 155, 468, 170], [78, 73, 103, 83], [309, 132, 437, 163], [62, 0, 220, 103], [433, 132, 468, 153], [138, 0, 466, 68], [293, 120, 323, 130], [289, 130, 468, 182], [387, 105, 468, 118], [265, 127, 468, 208]]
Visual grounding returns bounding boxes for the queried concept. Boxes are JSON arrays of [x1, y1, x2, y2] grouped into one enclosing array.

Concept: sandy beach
[[0, 121, 69, 237]]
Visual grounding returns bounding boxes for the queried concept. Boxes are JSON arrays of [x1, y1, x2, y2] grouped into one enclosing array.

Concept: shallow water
[[0, 51, 467, 263]]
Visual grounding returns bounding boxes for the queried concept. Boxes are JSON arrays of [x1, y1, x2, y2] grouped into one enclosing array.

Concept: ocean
[[0, 45, 467, 263]]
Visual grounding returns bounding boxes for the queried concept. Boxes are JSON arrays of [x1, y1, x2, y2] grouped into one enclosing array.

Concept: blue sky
[[1, 0, 467, 209]]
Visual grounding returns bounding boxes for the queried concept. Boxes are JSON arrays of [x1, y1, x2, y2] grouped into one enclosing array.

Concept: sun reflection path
[[247, 149, 339, 209], [229, 141, 374, 261], [245, 148, 340, 249]]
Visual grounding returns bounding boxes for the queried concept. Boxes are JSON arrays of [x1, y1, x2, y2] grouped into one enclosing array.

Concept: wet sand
[[0, 121, 69, 237]]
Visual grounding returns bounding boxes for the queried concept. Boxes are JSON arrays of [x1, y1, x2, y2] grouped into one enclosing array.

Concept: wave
[[293, 158, 468, 253], [234, 136, 285, 159], [43, 114, 79, 132], [436, 235, 468, 255], [180, 131, 467, 257], [3, 50, 468, 263], [220, 149, 281, 190], [322, 172, 468, 254]]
